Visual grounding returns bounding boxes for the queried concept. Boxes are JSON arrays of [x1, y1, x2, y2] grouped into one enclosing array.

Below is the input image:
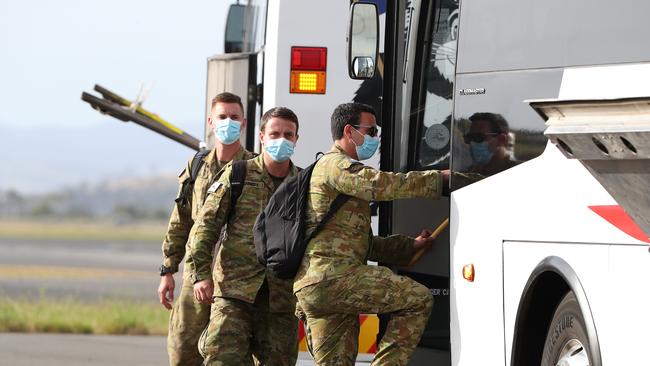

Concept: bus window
[[451, 90, 551, 190], [458, 112, 519, 176], [409, 1, 459, 170]]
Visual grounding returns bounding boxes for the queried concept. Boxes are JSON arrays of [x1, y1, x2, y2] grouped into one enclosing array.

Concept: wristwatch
[[159, 265, 173, 276]]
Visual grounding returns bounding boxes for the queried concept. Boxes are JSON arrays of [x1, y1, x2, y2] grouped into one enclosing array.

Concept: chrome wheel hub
[[556, 339, 589, 366]]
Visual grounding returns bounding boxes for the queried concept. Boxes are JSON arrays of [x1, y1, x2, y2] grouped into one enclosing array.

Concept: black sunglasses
[[352, 124, 380, 137], [463, 132, 499, 144]]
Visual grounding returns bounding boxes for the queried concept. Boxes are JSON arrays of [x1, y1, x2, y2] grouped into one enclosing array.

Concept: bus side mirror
[[347, 2, 379, 79], [225, 3, 246, 53]]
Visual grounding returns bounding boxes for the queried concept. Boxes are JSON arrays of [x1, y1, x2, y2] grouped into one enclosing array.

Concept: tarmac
[[0, 238, 372, 365], [0, 333, 371, 365]]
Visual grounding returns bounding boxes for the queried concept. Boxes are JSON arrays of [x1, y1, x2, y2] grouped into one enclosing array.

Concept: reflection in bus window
[[414, 1, 459, 170], [452, 111, 549, 190], [463, 112, 519, 176]]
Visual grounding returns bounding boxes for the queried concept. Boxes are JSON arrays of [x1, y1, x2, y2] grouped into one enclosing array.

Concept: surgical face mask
[[213, 118, 241, 145], [470, 141, 493, 165], [352, 128, 380, 161], [264, 138, 295, 162]]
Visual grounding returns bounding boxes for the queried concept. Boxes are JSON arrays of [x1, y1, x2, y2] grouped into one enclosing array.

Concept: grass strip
[[0, 220, 166, 242], [0, 298, 168, 335]]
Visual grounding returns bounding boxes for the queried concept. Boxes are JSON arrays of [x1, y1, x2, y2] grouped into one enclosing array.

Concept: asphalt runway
[[0, 333, 168, 366], [0, 238, 372, 365], [0, 238, 163, 302], [0, 333, 369, 365]]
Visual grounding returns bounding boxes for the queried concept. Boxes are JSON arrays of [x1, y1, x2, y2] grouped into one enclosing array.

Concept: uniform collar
[[331, 143, 349, 156], [251, 153, 298, 189]]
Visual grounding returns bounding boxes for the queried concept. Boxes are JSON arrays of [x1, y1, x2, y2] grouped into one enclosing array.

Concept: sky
[[0, 0, 231, 193]]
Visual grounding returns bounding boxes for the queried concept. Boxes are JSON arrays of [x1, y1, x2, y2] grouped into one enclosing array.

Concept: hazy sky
[[0, 0, 232, 193]]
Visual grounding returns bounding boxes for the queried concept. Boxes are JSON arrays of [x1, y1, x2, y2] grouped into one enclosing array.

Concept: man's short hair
[[330, 102, 377, 140], [260, 107, 299, 133], [469, 112, 510, 134], [211, 92, 244, 114]]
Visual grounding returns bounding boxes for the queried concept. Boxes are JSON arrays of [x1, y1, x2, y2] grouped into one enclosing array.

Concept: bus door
[[387, 1, 458, 364], [349, 1, 455, 363]]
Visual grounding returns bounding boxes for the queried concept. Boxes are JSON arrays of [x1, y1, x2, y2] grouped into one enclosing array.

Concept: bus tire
[[541, 291, 592, 366]]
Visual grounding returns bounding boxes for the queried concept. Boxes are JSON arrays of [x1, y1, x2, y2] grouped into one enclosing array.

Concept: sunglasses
[[353, 124, 380, 137], [463, 132, 499, 144]]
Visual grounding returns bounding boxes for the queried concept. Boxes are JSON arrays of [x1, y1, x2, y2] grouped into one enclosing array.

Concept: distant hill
[[0, 124, 200, 195], [0, 174, 178, 222]]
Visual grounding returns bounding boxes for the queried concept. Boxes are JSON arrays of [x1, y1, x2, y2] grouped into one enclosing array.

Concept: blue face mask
[[352, 128, 380, 160], [470, 141, 493, 165], [213, 118, 241, 145], [264, 138, 295, 162]]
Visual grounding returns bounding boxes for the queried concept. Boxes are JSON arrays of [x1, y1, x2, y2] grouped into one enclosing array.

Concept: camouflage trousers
[[295, 265, 433, 366], [198, 282, 299, 366], [167, 280, 212, 366]]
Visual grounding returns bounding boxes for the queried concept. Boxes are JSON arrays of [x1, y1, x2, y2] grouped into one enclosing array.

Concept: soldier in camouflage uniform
[[293, 102, 450, 366], [157, 92, 255, 366], [189, 107, 301, 366]]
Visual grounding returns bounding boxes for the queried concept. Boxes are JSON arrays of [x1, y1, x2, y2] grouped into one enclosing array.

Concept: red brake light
[[290, 46, 327, 94], [291, 47, 327, 71]]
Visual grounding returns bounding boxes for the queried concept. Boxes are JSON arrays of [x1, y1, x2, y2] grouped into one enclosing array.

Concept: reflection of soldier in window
[[464, 112, 519, 176]]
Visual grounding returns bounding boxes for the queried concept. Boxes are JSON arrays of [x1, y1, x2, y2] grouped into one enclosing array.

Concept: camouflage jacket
[[161, 146, 255, 277], [293, 145, 443, 292], [188, 154, 299, 311]]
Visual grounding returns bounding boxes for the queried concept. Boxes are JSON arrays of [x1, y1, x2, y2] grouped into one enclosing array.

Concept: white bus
[[348, 0, 650, 365]]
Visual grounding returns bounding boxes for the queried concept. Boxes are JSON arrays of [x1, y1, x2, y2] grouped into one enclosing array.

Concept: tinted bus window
[[450, 69, 556, 190], [410, 1, 459, 170]]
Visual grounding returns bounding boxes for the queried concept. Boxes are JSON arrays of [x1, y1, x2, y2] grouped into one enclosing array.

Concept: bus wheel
[[541, 292, 591, 366]]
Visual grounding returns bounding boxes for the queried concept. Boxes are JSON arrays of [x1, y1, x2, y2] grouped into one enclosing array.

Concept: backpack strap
[[227, 160, 248, 222], [190, 149, 211, 183], [177, 149, 210, 207], [304, 153, 350, 242], [306, 194, 351, 243]]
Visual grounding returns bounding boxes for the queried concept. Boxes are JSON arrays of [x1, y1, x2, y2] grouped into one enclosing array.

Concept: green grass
[[0, 219, 167, 242], [0, 298, 169, 335]]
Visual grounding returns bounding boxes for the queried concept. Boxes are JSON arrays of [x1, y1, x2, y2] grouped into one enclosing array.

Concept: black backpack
[[253, 159, 350, 279]]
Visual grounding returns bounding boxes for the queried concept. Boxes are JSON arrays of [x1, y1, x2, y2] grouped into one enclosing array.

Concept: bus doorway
[[376, 1, 458, 364]]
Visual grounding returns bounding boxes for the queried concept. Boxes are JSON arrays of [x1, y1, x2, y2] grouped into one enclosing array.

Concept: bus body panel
[[451, 141, 649, 365], [448, 1, 650, 364], [605, 244, 650, 363], [503, 241, 650, 365], [456, 0, 650, 74]]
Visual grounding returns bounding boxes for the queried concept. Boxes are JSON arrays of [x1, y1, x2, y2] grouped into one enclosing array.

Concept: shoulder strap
[[190, 149, 211, 183], [227, 160, 248, 221], [306, 194, 351, 243], [177, 149, 210, 207]]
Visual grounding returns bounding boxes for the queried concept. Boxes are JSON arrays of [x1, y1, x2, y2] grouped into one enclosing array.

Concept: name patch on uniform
[[207, 182, 222, 193]]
